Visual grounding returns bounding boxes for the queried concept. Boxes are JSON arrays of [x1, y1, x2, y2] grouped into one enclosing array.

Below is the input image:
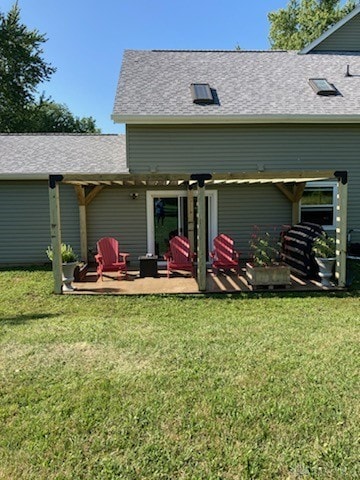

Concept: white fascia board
[[300, 4, 360, 54], [112, 114, 360, 124]]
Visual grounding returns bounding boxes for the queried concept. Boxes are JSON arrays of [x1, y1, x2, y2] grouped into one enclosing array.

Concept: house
[[1, 5, 360, 292]]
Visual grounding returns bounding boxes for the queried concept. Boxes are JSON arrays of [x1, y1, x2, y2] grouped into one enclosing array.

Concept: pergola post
[[187, 185, 195, 252], [197, 184, 206, 291], [49, 175, 63, 294], [74, 185, 88, 262], [292, 183, 306, 224], [335, 171, 348, 287], [191, 174, 212, 292]]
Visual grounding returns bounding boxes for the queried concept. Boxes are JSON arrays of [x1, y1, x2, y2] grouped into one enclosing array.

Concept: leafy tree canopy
[[0, 2, 100, 133], [268, 0, 357, 50], [28, 98, 100, 133]]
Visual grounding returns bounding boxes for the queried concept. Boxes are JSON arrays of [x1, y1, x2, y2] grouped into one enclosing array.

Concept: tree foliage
[[0, 2, 99, 133], [28, 99, 100, 133], [268, 0, 357, 50]]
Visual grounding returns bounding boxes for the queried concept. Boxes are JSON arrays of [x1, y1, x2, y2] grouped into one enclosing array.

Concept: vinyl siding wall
[[87, 186, 148, 262], [0, 181, 289, 264], [313, 14, 360, 51], [2, 123, 360, 264], [86, 184, 289, 260], [127, 124, 360, 232], [0, 182, 79, 265], [218, 184, 291, 255]]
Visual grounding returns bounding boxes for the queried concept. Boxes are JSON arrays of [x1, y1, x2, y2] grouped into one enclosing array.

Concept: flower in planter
[[312, 233, 336, 259], [249, 227, 281, 267], [46, 243, 78, 263]]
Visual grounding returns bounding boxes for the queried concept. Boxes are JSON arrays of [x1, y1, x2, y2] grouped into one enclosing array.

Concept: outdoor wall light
[[130, 192, 139, 200]]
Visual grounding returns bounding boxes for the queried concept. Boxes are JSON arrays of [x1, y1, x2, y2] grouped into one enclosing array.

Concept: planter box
[[246, 263, 291, 288]]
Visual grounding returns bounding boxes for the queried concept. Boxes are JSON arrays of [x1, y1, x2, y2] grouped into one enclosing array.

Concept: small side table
[[138, 256, 158, 278]]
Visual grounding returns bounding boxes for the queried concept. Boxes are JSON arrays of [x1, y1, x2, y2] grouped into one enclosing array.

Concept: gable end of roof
[[300, 3, 360, 54]]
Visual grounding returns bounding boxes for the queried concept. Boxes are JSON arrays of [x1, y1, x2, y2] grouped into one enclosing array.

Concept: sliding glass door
[[146, 190, 217, 259]]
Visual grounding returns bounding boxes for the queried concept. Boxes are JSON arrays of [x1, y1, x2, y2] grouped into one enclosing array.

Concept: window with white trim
[[300, 181, 337, 229]]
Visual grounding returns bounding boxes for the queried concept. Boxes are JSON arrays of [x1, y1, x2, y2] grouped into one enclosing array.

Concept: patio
[[48, 169, 349, 294], [67, 266, 341, 295]]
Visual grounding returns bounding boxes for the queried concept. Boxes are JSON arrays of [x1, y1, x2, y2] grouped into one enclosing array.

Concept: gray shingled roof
[[0, 134, 128, 176], [113, 50, 360, 120]]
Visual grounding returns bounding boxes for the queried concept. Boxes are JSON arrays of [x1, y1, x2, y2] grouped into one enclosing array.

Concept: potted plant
[[312, 233, 336, 287], [46, 243, 79, 292], [246, 229, 291, 289]]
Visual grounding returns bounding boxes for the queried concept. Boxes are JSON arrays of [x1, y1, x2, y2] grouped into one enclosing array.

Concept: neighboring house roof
[[112, 49, 360, 123], [301, 4, 360, 54], [0, 133, 128, 178]]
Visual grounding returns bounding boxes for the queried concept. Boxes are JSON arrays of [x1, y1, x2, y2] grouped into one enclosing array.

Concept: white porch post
[[191, 174, 212, 291], [335, 171, 348, 287], [49, 175, 63, 294]]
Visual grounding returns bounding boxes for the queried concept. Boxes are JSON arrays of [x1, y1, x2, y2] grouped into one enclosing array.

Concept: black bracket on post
[[49, 174, 64, 189], [190, 173, 212, 188], [334, 170, 348, 185]]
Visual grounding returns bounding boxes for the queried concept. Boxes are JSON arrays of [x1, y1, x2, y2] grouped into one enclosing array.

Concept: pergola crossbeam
[[61, 170, 334, 187]]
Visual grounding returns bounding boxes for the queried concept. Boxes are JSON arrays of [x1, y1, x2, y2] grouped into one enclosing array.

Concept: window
[[300, 181, 337, 229], [190, 83, 214, 104], [309, 78, 338, 96]]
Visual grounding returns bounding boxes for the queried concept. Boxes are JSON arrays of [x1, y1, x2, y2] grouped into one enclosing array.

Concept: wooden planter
[[246, 263, 291, 289]]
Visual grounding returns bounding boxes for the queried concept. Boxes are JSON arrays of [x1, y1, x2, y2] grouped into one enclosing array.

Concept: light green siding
[[85, 184, 289, 260], [2, 122, 360, 265], [87, 186, 148, 262], [218, 184, 291, 255], [313, 14, 360, 52], [127, 125, 360, 174], [127, 124, 360, 232], [0, 182, 80, 265]]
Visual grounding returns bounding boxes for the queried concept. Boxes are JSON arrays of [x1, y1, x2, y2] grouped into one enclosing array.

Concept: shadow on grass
[[0, 313, 60, 325]]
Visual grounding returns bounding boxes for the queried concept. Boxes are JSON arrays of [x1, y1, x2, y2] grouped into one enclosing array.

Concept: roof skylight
[[190, 83, 214, 104], [309, 78, 338, 96]]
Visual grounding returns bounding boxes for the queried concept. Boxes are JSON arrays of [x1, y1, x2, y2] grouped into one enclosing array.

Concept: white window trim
[[300, 181, 338, 231], [146, 189, 218, 255]]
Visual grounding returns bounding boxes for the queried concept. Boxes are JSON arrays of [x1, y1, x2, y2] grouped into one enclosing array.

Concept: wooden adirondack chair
[[95, 237, 129, 280], [210, 233, 240, 275], [164, 235, 195, 278]]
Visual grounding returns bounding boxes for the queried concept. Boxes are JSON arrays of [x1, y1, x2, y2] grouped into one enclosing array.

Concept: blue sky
[[2, 0, 287, 133]]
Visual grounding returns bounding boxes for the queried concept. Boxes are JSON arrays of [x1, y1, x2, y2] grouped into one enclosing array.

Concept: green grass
[[0, 268, 359, 479]]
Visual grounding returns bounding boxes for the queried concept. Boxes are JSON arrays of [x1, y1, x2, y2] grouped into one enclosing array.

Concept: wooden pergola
[[49, 169, 348, 293]]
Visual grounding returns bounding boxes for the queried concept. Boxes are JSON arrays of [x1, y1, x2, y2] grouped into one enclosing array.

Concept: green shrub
[[46, 243, 78, 263], [312, 233, 336, 258]]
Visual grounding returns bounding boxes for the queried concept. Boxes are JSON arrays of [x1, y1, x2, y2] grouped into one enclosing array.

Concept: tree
[[0, 3, 100, 133], [268, 0, 357, 50], [0, 2, 55, 131], [28, 99, 100, 133]]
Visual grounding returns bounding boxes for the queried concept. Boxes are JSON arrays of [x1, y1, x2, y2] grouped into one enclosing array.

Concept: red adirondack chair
[[95, 237, 129, 280], [210, 233, 240, 275], [164, 235, 195, 278]]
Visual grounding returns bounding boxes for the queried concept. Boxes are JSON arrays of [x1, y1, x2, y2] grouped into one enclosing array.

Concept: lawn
[[0, 268, 359, 479]]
